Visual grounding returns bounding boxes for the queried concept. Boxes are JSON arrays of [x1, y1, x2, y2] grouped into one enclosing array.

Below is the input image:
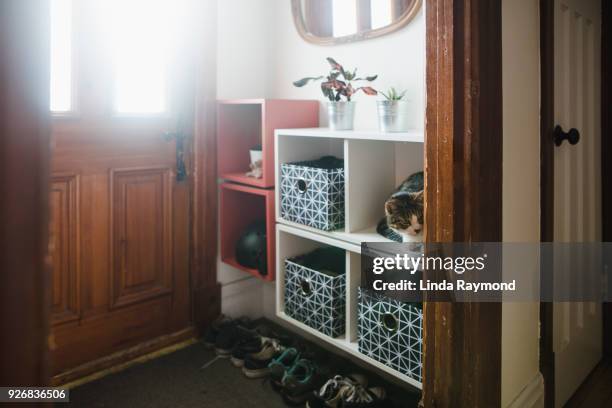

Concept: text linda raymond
[[370, 253, 517, 293]]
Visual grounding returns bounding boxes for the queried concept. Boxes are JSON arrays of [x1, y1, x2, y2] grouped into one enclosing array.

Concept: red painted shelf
[[217, 99, 319, 188], [217, 99, 319, 281], [219, 172, 268, 188], [219, 182, 276, 281]]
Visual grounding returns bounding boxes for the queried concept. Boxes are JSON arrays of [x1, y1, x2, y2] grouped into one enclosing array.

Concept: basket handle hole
[[297, 179, 308, 194], [381, 313, 398, 332], [300, 279, 312, 296]]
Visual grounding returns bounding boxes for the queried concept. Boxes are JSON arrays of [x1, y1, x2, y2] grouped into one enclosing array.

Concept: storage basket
[[357, 288, 423, 382], [284, 248, 346, 337], [279, 157, 344, 231]]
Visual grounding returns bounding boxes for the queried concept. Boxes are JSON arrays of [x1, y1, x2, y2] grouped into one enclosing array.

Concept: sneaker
[[242, 338, 285, 378], [281, 359, 328, 406], [230, 335, 266, 368], [268, 347, 301, 389], [202, 315, 234, 348], [343, 385, 387, 408], [214, 319, 257, 357], [306, 374, 369, 408]]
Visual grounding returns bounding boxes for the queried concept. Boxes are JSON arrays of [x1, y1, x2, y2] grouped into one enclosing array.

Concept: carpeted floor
[[69, 343, 290, 408]]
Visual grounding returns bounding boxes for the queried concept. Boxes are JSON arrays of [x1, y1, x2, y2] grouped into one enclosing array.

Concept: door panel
[[553, 0, 602, 406], [50, 174, 80, 325], [110, 167, 172, 309], [48, 1, 192, 376]]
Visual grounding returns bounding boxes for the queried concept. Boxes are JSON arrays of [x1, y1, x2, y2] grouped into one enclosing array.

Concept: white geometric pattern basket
[[357, 288, 423, 382], [280, 161, 344, 231], [284, 258, 346, 337]]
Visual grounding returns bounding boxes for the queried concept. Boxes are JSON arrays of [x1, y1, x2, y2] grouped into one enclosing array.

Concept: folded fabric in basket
[[289, 247, 345, 277]]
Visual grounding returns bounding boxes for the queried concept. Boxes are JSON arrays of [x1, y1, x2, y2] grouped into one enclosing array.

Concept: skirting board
[[507, 372, 544, 408]]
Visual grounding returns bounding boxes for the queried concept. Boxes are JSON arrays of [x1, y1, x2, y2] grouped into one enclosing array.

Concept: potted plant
[[378, 87, 409, 132], [293, 58, 378, 130]]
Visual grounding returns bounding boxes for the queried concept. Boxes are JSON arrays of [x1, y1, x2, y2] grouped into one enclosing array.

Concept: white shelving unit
[[274, 128, 424, 389]]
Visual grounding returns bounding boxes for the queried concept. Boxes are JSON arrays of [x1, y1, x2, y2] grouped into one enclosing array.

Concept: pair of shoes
[[214, 319, 259, 357], [230, 326, 293, 368], [280, 358, 328, 406], [307, 374, 388, 408], [202, 315, 236, 348], [242, 337, 286, 379]]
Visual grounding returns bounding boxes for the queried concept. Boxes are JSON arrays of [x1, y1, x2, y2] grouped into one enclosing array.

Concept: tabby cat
[[377, 171, 424, 242]]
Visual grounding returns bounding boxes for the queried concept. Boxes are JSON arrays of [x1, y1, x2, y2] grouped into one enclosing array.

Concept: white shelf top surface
[[275, 128, 424, 143], [277, 220, 394, 253]]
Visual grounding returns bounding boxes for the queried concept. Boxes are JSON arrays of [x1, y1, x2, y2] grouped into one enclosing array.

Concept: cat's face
[[385, 191, 424, 237]]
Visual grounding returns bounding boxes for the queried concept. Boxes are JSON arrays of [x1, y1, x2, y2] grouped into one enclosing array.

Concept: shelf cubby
[[220, 182, 275, 281], [274, 128, 425, 246], [217, 99, 319, 188], [275, 223, 421, 389]]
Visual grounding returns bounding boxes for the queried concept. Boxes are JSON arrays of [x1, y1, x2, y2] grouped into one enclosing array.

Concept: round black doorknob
[[554, 125, 580, 146]]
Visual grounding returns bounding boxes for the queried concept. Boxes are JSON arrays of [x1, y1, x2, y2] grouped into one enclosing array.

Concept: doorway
[[48, 0, 195, 381], [540, 0, 610, 406]]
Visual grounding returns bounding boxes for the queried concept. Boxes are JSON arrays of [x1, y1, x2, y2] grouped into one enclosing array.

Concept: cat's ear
[[385, 199, 398, 215], [410, 190, 424, 204]]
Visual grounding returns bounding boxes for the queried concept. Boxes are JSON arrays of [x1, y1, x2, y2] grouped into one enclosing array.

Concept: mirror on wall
[[292, 0, 421, 45]]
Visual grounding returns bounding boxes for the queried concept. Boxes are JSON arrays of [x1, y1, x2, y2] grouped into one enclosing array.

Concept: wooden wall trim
[[602, 0, 612, 365], [539, 0, 556, 406], [0, 0, 51, 387], [423, 0, 503, 406], [191, 2, 221, 333]]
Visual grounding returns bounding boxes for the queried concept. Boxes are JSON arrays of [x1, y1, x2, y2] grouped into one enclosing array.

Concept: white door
[[553, 0, 602, 406]]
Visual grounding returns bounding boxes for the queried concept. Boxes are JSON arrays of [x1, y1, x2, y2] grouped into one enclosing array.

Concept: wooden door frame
[[190, 4, 221, 334], [603, 0, 612, 368], [539, 1, 555, 407], [0, 0, 51, 388], [540, 0, 612, 407], [423, 0, 503, 406]]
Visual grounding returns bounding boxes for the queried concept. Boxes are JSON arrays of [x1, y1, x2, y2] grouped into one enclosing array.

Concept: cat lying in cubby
[[377, 171, 424, 243]]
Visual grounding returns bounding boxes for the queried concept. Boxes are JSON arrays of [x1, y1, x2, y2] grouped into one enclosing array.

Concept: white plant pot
[[328, 101, 355, 131], [377, 100, 409, 132]]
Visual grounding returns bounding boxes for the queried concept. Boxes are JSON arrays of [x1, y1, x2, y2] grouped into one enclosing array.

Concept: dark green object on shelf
[[235, 220, 267, 275]]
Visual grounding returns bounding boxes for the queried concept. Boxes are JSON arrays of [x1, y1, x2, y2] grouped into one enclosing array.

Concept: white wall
[[266, 0, 425, 130], [501, 0, 543, 406]]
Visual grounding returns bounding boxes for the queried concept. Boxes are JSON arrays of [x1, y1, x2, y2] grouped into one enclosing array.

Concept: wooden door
[[552, 0, 602, 405], [48, 0, 193, 376]]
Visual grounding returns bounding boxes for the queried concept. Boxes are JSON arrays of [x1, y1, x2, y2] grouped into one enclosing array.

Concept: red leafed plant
[[293, 57, 378, 102]]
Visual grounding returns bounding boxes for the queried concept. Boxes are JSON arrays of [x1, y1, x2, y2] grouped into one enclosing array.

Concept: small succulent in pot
[[378, 87, 410, 133], [294, 58, 378, 130], [380, 87, 407, 101]]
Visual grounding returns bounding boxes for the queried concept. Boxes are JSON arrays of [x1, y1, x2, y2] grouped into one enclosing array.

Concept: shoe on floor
[[343, 385, 387, 408], [202, 315, 234, 348], [268, 347, 300, 386], [281, 359, 328, 406], [306, 374, 369, 408], [214, 319, 257, 357], [230, 335, 266, 367], [242, 338, 285, 379]]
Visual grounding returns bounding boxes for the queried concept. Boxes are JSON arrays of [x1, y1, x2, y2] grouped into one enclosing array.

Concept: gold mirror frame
[[291, 0, 422, 45]]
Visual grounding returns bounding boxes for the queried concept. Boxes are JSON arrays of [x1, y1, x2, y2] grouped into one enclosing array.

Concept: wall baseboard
[[507, 372, 545, 408], [51, 327, 196, 386]]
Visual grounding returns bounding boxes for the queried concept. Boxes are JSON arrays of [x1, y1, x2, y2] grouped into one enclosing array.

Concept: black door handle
[[554, 125, 580, 146]]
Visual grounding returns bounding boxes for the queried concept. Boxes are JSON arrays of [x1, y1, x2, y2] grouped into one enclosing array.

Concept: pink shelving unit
[[219, 182, 275, 281], [217, 99, 319, 281], [217, 99, 319, 188]]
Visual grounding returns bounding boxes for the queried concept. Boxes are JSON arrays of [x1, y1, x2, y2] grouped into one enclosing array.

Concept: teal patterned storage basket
[[280, 159, 345, 231], [284, 254, 346, 337], [357, 288, 423, 382]]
